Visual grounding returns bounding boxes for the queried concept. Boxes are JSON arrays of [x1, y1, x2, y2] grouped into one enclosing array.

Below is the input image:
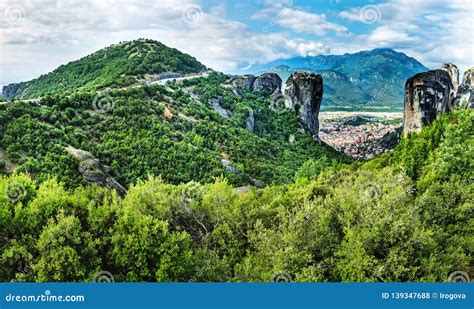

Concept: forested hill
[[0, 108, 471, 282], [0, 72, 348, 189], [2, 39, 207, 99]]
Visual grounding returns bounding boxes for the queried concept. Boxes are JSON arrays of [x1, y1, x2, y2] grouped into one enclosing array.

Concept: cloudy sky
[[0, 0, 473, 85]]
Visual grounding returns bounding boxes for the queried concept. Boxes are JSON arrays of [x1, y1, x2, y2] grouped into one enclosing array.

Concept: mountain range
[[3, 43, 429, 112], [251, 48, 429, 111]]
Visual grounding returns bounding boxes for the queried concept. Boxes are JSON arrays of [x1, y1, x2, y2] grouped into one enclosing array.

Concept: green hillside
[[0, 72, 348, 189], [2, 39, 207, 99], [1, 108, 471, 282]]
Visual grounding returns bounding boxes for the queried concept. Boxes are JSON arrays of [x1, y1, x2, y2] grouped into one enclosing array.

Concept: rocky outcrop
[[230, 73, 282, 95], [209, 98, 232, 119], [270, 87, 283, 102], [252, 73, 282, 93], [221, 159, 239, 175], [1, 83, 22, 99], [462, 67, 474, 86], [245, 108, 255, 132], [231, 75, 256, 91], [284, 73, 323, 140], [402, 70, 452, 136], [66, 146, 127, 197], [453, 67, 474, 108], [441, 63, 459, 95]]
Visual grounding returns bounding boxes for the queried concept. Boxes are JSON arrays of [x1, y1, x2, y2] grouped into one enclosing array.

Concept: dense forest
[[4, 39, 207, 99], [0, 73, 347, 189], [0, 108, 472, 282]]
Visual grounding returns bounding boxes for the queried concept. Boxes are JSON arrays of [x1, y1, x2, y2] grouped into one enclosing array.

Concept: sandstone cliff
[[441, 63, 459, 95], [402, 69, 452, 136], [1, 83, 22, 99], [230, 73, 282, 96], [252, 73, 282, 93], [284, 73, 323, 140], [454, 67, 474, 108], [66, 146, 127, 197]]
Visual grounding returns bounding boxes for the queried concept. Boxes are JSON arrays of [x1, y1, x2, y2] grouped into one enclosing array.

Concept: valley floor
[[319, 112, 403, 159]]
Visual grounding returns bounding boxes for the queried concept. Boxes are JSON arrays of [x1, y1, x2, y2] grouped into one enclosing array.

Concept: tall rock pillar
[[284, 73, 323, 140], [402, 69, 452, 136]]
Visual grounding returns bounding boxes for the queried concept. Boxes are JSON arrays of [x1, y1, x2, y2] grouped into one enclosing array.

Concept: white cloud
[[276, 8, 349, 36], [252, 4, 349, 36], [365, 26, 417, 47], [0, 0, 331, 84], [0, 0, 472, 85], [337, 0, 474, 73]]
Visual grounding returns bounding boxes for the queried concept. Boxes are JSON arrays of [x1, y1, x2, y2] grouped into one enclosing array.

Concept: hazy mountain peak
[[253, 48, 429, 111]]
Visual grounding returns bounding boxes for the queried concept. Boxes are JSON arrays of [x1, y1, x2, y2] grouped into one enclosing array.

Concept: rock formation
[[66, 146, 127, 197], [209, 98, 232, 119], [453, 67, 474, 109], [221, 159, 239, 175], [245, 108, 255, 132], [284, 73, 323, 140], [230, 73, 282, 95], [252, 73, 282, 93], [402, 69, 452, 136], [1, 83, 22, 99], [441, 63, 459, 95], [462, 67, 474, 86], [231, 75, 256, 91]]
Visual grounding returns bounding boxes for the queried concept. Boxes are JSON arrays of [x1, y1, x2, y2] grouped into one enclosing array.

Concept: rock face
[[245, 108, 255, 132], [209, 98, 232, 119], [284, 73, 323, 140], [402, 70, 452, 136], [221, 159, 239, 175], [230, 73, 282, 94], [66, 146, 127, 197], [441, 63, 459, 95], [454, 67, 474, 108], [462, 67, 474, 86], [231, 75, 256, 91], [252, 73, 282, 93], [1, 83, 22, 99]]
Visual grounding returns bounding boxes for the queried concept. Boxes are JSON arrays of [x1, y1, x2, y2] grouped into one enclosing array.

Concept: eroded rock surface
[[231, 75, 256, 91], [441, 63, 459, 95], [245, 108, 255, 132], [462, 67, 474, 86], [230, 73, 282, 95], [209, 98, 232, 119], [1, 83, 22, 99], [66, 146, 127, 197], [284, 73, 323, 140], [454, 67, 474, 108], [252, 73, 282, 93], [402, 69, 452, 136]]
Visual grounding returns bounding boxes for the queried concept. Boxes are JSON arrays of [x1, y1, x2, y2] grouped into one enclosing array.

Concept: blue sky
[[0, 0, 473, 85]]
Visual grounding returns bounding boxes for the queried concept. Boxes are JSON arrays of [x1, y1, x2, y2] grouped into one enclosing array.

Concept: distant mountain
[[252, 48, 429, 111], [2, 39, 207, 99]]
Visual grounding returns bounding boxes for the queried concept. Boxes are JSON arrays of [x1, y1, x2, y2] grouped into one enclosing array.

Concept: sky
[[0, 0, 473, 86]]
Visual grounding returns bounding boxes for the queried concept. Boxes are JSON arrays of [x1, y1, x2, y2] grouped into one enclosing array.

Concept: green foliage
[[295, 156, 329, 180], [0, 73, 348, 188], [0, 109, 472, 282]]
